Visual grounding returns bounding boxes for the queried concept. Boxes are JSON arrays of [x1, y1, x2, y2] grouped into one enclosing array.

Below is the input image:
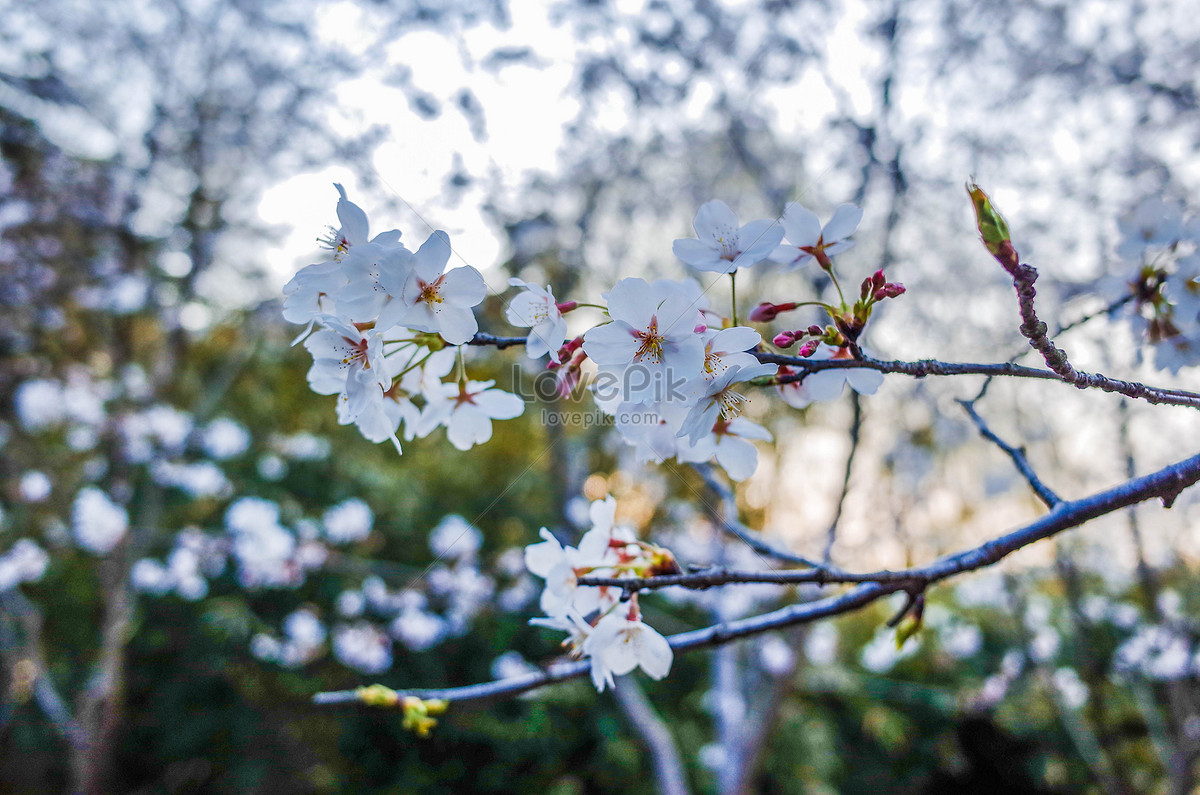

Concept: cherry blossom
[[583, 278, 706, 404], [582, 602, 673, 691], [524, 528, 606, 617], [677, 362, 775, 445], [677, 416, 773, 481], [376, 230, 486, 345], [771, 202, 863, 270], [318, 183, 401, 262], [774, 345, 884, 408], [72, 487, 129, 555], [698, 326, 763, 382], [417, 379, 525, 451], [506, 278, 570, 360], [672, 200, 783, 274], [304, 315, 392, 399]]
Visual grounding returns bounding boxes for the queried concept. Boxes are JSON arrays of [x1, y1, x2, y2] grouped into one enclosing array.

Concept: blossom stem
[[393, 350, 433, 380], [827, 267, 847, 307], [456, 347, 467, 384]]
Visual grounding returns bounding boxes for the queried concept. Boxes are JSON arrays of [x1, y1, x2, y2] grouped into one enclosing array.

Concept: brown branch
[[314, 449, 1200, 708], [465, 330, 1200, 409], [760, 352, 1200, 409]]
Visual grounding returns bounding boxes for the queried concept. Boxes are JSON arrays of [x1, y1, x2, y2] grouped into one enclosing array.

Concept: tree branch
[[692, 463, 830, 570], [957, 398, 1062, 509], [313, 450, 1200, 708], [465, 330, 1200, 409]]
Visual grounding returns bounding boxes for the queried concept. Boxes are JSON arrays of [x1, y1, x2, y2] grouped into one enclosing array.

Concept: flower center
[[632, 317, 666, 364], [703, 349, 726, 377], [341, 336, 370, 368], [318, 227, 351, 262], [717, 389, 748, 420], [716, 235, 739, 261], [418, 276, 445, 305]]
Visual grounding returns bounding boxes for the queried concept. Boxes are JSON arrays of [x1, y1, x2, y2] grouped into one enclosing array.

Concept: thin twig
[[692, 463, 831, 570], [824, 392, 862, 562], [313, 449, 1200, 708], [957, 398, 1061, 508]]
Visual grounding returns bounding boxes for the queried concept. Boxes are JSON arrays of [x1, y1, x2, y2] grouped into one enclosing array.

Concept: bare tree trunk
[[613, 676, 691, 795], [69, 555, 134, 795]]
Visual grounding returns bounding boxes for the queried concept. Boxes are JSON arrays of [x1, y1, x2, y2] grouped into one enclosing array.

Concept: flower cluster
[[284, 193, 904, 482], [525, 497, 678, 691], [1109, 197, 1200, 372], [284, 185, 524, 453]]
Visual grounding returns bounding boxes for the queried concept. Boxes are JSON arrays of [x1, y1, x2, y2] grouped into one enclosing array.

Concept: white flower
[[18, 471, 51, 502], [524, 528, 597, 617], [376, 230, 486, 345], [770, 202, 863, 269], [1052, 667, 1089, 709], [130, 558, 172, 595], [0, 539, 49, 592], [677, 416, 772, 481], [507, 278, 570, 360], [391, 608, 446, 651], [698, 326, 762, 381], [1116, 197, 1187, 261], [582, 607, 673, 691], [317, 183, 401, 262], [612, 400, 689, 464], [429, 515, 482, 560], [417, 380, 524, 451], [304, 314, 392, 398], [333, 622, 392, 674], [672, 200, 783, 274], [775, 345, 883, 408], [72, 487, 129, 555], [225, 497, 298, 589], [322, 498, 374, 544], [583, 278, 706, 404], [201, 417, 251, 460], [529, 609, 595, 659], [14, 379, 65, 430], [677, 362, 775, 445], [282, 259, 349, 332]]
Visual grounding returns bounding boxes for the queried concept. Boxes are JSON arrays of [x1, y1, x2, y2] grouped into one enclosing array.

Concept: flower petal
[[822, 203, 863, 242], [780, 203, 821, 247]]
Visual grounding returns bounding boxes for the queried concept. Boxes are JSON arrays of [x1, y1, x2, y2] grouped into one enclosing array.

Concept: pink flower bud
[[773, 331, 797, 348], [807, 325, 824, 336], [750, 302, 778, 322], [798, 340, 820, 357], [749, 301, 799, 322], [872, 270, 886, 290], [694, 323, 708, 333], [556, 300, 579, 314]]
